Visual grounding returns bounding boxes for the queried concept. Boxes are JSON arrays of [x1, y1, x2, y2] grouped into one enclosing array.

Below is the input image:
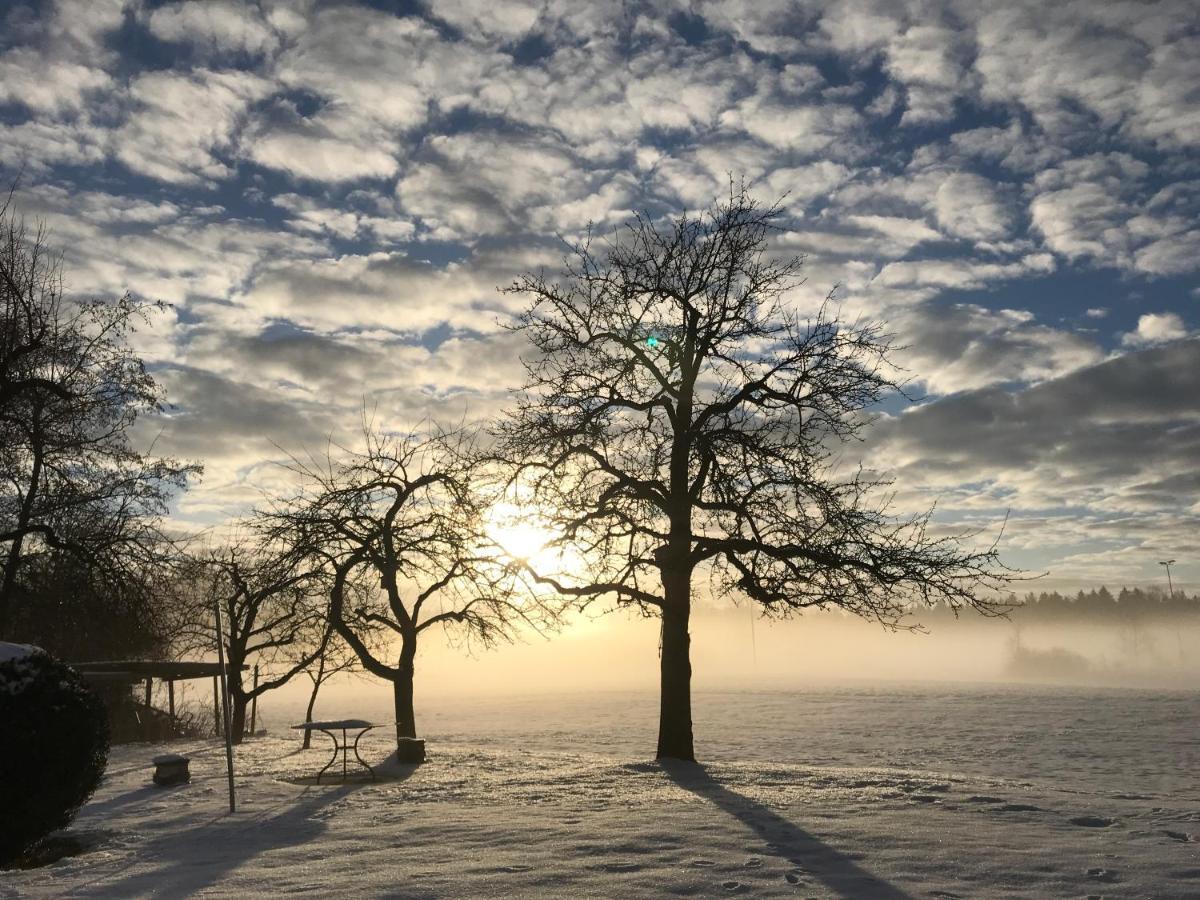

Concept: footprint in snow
[[1086, 867, 1120, 882], [690, 859, 716, 867], [784, 871, 806, 884], [722, 880, 743, 891], [998, 803, 1042, 812], [501, 864, 533, 873], [1163, 830, 1195, 842], [1071, 815, 1116, 828], [600, 862, 642, 873], [744, 857, 763, 868]]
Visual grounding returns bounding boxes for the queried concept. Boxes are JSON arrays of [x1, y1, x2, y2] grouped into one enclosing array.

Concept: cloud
[[145, 1, 279, 57], [12, 184, 329, 308], [719, 93, 864, 156], [245, 120, 401, 182], [973, 1, 1200, 150], [1027, 153, 1200, 275], [933, 173, 1014, 242], [885, 25, 974, 125], [3, 0, 1198, 582], [431, 0, 542, 40], [115, 69, 272, 184], [395, 131, 635, 240], [270, 5, 493, 132], [227, 244, 535, 336], [894, 303, 1103, 394], [0, 47, 110, 113], [875, 339, 1200, 488], [1121, 312, 1189, 347]]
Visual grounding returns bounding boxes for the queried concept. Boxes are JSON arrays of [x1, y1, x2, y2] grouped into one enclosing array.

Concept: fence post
[[249, 664, 259, 735]]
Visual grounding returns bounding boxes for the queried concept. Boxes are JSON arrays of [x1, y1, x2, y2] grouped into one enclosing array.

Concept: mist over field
[[249, 604, 1198, 723]]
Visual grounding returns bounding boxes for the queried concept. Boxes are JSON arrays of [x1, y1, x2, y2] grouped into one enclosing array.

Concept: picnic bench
[[292, 719, 377, 782]]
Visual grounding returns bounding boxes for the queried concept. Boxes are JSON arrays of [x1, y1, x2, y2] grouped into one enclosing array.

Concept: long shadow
[[79, 770, 415, 898], [79, 784, 163, 817], [662, 761, 915, 900]]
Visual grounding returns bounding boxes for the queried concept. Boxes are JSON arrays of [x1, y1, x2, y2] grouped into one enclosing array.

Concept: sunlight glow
[[484, 502, 561, 571]]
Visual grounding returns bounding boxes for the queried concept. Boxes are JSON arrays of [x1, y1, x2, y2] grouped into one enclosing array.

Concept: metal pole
[[1161, 559, 1182, 668], [249, 664, 259, 736], [213, 597, 236, 813], [1160, 560, 1176, 597], [212, 675, 221, 737], [168, 680, 175, 721]]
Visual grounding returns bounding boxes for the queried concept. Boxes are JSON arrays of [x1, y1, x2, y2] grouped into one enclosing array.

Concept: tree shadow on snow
[[82, 783, 371, 898], [662, 761, 915, 900]]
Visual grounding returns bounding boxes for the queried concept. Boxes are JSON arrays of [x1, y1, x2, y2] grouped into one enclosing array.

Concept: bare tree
[[176, 543, 329, 744], [299, 620, 361, 750], [495, 187, 1014, 761], [0, 190, 198, 639], [266, 426, 548, 754]]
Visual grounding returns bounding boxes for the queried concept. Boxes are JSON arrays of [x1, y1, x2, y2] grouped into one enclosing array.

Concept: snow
[[0, 642, 38, 664], [3, 685, 1197, 898]]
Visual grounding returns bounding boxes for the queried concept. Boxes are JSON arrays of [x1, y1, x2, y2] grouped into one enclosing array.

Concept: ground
[[2, 729, 1196, 899]]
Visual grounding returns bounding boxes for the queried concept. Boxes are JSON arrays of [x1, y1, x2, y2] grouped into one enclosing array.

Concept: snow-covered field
[[4, 684, 1198, 898]]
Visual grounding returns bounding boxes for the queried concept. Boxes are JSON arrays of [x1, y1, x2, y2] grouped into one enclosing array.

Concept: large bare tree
[[0, 190, 198, 641], [495, 187, 1014, 761], [267, 426, 548, 755]]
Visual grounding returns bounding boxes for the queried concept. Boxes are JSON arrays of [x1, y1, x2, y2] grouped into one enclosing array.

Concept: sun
[[484, 502, 559, 568]]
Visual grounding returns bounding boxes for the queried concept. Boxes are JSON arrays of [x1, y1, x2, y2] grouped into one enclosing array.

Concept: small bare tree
[[298, 621, 361, 749], [267, 426, 548, 754], [176, 543, 329, 744], [495, 186, 1014, 761]]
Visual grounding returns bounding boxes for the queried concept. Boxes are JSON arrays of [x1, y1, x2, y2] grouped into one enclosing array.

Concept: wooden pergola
[[72, 660, 248, 732]]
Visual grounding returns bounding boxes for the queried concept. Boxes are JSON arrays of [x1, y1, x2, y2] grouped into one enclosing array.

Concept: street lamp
[[1159, 559, 1176, 597]]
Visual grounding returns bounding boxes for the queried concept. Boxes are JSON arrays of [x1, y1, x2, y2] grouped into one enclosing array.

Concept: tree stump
[[396, 738, 425, 764], [152, 753, 191, 786]]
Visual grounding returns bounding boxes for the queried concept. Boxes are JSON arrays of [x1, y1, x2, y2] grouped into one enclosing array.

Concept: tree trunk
[[229, 692, 248, 745], [394, 635, 417, 745], [301, 660, 325, 750], [656, 595, 694, 761], [0, 434, 42, 635]]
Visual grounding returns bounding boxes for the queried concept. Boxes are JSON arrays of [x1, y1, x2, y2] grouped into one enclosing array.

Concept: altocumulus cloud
[[0, 0, 1196, 589]]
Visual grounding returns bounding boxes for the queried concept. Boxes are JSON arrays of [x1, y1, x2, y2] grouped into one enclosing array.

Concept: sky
[[1, 0, 1197, 596]]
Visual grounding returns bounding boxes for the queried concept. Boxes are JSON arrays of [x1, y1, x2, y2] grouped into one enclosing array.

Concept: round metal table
[[291, 718, 377, 782]]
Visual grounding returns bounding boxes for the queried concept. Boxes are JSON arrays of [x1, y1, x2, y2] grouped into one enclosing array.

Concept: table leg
[[316, 729, 339, 783], [352, 727, 377, 779]]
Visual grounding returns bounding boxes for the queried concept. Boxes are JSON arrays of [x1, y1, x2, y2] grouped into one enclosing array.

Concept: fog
[[262, 604, 1199, 715]]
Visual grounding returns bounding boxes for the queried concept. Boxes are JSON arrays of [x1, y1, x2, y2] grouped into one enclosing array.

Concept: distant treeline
[[920, 586, 1200, 625]]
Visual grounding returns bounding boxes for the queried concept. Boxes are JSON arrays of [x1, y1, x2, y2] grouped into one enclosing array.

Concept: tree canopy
[[496, 187, 1014, 759]]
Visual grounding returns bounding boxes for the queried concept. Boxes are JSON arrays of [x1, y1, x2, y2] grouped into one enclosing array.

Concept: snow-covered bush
[[0, 644, 109, 865]]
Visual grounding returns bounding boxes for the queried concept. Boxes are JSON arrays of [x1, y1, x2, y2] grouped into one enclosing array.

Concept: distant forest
[[920, 587, 1200, 625]]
